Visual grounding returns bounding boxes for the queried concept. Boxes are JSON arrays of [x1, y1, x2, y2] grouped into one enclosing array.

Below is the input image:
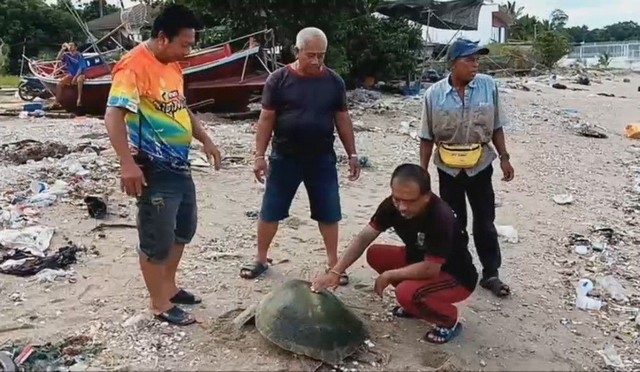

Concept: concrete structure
[[561, 41, 640, 71], [423, 4, 512, 45]]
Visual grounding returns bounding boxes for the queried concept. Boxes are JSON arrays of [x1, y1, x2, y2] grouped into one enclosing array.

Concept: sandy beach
[[0, 71, 639, 371]]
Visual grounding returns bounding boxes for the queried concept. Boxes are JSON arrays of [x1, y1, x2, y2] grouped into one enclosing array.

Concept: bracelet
[[255, 155, 265, 159], [349, 154, 358, 158], [329, 269, 342, 276]]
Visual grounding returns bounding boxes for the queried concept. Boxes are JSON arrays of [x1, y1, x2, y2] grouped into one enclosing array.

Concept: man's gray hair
[[295, 27, 328, 50]]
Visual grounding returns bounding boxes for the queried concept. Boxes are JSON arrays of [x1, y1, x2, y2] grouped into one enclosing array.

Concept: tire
[[17, 82, 37, 101]]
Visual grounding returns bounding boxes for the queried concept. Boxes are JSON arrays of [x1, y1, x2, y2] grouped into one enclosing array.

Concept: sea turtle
[[251, 278, 368, 365]]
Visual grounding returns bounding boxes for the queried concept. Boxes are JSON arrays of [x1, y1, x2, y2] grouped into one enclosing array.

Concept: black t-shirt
[[369, 195, 478, 291], [261, 65, 348, 157]]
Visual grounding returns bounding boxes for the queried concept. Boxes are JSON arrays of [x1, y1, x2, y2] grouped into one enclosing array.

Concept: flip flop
[[240, 259, 272, 279], [391, 305, 415, 318], [170, 289, 202, 305], [154, 306, 196, 326], [480, 276, 511, 298], [425, 322, 463, 344]]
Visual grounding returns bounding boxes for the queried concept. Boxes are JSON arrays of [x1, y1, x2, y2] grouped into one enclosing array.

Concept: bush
[[533, 30, 572, 68], [483, 43, 536, 71], [0, 42, 7, 73]]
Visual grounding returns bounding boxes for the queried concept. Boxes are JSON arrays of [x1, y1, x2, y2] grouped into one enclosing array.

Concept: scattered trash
[[0, 140, 70, 165], [624, 123, 640, 139], [0, 351, 17, 371], [495, 225, 518, 243], [575, 279, 602, 311], [0, 225, 54, 257], [337, 154, 370, 168], [84, 196, 107, 219], [561, 108, 580, 118], [552, 83, 567, 90], [33, 268, 75, 283], [576, 76, 590, 86], [0, 244, 83, 277], [553, 194, 574, 205], [0, 335, 104, 371], [574, 245, 589, 255], [597, 276, 628, 303], [574, 122, 608, 139], [598, 344, 624, 369]]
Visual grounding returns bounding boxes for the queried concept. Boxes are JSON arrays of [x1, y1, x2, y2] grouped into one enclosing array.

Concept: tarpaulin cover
[[376, 0, 484, 30]]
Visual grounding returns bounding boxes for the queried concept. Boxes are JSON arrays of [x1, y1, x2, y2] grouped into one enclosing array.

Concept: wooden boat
[[28, 40, 270, 115]]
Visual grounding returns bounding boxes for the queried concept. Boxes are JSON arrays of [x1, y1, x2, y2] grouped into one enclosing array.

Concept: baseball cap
[[446, 38, 489, 62]]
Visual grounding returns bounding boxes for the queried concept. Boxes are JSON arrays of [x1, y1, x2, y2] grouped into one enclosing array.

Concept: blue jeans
[[136, 162, 198, 263], [260, 152, 341, 223]]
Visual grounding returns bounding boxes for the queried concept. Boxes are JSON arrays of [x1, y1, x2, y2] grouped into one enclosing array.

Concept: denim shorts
[[135, 162, 198, 263], [260, 152, 341, 223]]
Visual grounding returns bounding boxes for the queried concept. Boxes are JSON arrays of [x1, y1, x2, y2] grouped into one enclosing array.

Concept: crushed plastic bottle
[[575, 279, 602, 311], [30, 181, 48, 194], [26, 192, 57, 208], [495, 225, 518, 243], [597, 276, 628, 303], [598, 345, 624, 369]]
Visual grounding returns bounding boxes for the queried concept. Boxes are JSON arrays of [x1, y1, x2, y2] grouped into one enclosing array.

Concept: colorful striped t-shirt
[[106, 43, 192, 170]]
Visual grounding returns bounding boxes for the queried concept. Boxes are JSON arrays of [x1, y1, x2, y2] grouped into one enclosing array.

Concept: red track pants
[[366, 244, 472, 328]]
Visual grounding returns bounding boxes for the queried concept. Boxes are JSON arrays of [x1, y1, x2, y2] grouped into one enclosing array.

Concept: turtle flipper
[[233, 303, 258, 329]]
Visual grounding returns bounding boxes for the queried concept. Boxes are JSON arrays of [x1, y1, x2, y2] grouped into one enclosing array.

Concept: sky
[[52, 0, 640, 30], [503, 0, 639, 28]]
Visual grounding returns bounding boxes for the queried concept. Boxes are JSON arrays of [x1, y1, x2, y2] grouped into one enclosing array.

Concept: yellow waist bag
[[438, 143, 482, 169]]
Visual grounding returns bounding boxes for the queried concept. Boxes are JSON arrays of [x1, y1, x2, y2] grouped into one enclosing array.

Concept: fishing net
[[120, 4, 148, 36]]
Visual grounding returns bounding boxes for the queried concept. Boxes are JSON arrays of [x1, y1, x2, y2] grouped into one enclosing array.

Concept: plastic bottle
[[575, 279, 602, 311]]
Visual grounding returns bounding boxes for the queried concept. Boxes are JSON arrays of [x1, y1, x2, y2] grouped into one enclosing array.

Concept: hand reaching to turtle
[[310, 271, 341, 293]]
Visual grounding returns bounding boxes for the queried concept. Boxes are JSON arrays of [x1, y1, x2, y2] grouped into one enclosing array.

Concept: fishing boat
[[27, 32, 275, 115]]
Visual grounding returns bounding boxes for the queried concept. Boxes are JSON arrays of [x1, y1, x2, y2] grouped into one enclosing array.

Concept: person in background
[[239, 27, 361, 284], [56, 42, 86, 108], [104, 4, 222, 326], [311, 164, 478, 344], [419, 38, 514, 298]]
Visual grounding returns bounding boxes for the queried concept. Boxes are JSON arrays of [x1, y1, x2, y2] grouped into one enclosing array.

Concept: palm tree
[[499, 1, 524, 20]]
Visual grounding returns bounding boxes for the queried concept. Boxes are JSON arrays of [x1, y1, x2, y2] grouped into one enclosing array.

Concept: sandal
[[170, 289, 202, 305], [240, 260, 271, 279], [391, 305, 415, 318], [325, 267, 349, 286], [480, 276, 511, 298], [154, 305, 196, 326], [425, 322, 463, 344]]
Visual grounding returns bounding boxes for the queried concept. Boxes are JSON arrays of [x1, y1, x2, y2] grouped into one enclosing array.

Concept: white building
[[560, 41, 640, 71]]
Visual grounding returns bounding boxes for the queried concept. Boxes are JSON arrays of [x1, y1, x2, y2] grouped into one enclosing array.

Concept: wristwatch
[[499, 153, 510, 161]]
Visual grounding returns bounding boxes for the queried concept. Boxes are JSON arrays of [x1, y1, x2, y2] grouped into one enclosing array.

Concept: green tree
[[558, 21, 640, 43], [533, 30, 571, 67], [549, 9, 568, 30], [0, 0, 84, 74], [510, 14, 542, 41], [0, 40, 8, 73], [138, 0, 423, 85], [78, 0, 120, 21], [499, 1, 524, 19]]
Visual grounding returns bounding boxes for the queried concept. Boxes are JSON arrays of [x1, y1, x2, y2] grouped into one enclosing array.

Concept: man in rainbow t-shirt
[[104, 4, 221, 326]]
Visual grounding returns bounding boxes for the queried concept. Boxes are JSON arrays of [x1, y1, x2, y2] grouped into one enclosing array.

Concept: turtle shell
[[255, 279, 368, 365]]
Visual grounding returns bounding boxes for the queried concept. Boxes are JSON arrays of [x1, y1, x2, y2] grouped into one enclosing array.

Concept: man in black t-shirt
[[239, 27, 361, 284], [312, 163, 478, 344]]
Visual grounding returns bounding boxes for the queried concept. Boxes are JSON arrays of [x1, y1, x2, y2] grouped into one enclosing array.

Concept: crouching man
[[311, 163, 478, 344]]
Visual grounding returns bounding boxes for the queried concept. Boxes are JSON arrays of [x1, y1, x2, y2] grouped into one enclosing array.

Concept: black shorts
[[135, 162, 197, 263]]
